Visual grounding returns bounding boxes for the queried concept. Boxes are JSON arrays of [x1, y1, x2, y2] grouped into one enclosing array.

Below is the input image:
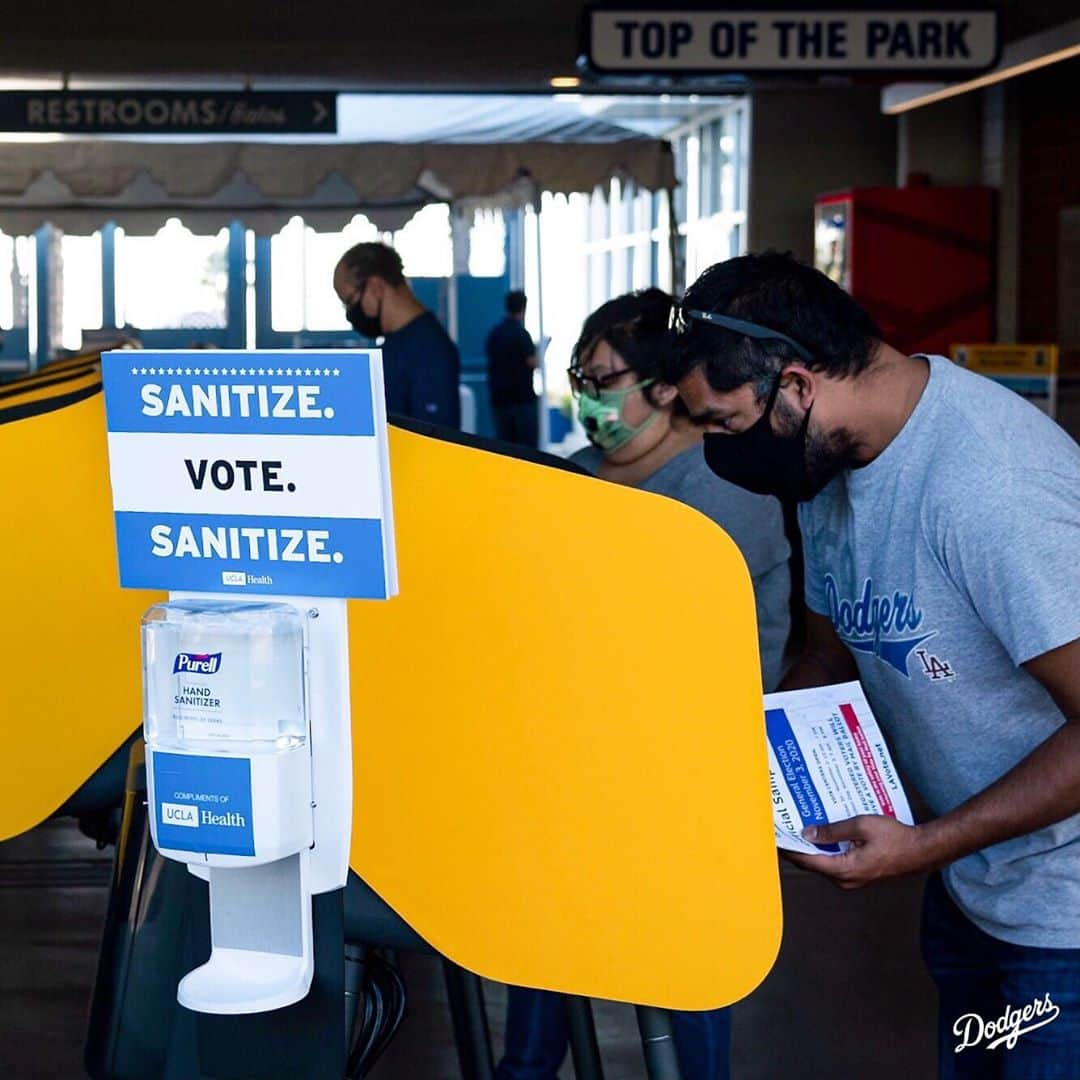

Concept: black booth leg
[[635, 1006, 682, 1080], [344, 944, 365, 1051], [442, 959, 495, 1080], [564, 995, 605, 1080]]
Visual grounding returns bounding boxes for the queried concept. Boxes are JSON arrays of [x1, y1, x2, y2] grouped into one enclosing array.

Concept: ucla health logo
[[173, 651, 222, 675], [824, 575, 935, 678]]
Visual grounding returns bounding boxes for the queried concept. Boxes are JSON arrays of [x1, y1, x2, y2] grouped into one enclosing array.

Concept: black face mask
[[347, 300, 382, 340], [703, 375, 818, 503]]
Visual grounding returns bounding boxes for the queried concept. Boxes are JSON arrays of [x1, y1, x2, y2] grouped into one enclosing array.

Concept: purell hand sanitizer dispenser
[[143, 599, 317, 1013], [102, 349, 396, 1016]]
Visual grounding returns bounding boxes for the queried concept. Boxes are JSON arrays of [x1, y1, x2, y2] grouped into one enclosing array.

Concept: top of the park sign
[[585, 9, 1000, 76]]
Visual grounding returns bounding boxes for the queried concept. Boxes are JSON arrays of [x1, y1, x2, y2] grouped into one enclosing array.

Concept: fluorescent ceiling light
[[0, 77, 64, 90], [884, 44, 1080, 114], [882, 15, 1080, 115]]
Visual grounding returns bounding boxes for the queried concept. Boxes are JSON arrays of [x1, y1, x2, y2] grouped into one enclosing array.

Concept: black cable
[[345, 948, 408, 1078], [346, 978, 380, 1078], [365, 952, 407, 1068]]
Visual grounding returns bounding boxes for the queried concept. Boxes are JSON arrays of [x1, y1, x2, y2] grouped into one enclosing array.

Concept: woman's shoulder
[[649, 447, 785, 531], [568, 445, 603, 474], [643, 445, 715, 498]]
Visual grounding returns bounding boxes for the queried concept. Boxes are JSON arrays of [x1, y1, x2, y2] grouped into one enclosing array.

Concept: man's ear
[[366, 276, 387, 306], [779, 365, 816, 409], [652, 382, 679, 408]]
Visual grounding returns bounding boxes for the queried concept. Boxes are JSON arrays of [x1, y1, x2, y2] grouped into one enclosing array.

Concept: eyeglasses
[[567, 365, 637, 398], [679, 308, 814, 364]]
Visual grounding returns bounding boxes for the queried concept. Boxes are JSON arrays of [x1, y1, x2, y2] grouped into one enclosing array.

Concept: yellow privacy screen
[[0, 372, 780, 1010]]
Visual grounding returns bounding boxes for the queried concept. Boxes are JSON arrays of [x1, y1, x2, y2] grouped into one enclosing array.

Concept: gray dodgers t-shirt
[[572, 444, 791, 692], [799, 355, 1080, 948]]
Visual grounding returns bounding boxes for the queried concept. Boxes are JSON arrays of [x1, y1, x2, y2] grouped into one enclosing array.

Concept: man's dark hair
[[668, 251, 882, 400], [572, 288, 676, 409], [505, 290, 527, 316], [338, 241, 405, 287]]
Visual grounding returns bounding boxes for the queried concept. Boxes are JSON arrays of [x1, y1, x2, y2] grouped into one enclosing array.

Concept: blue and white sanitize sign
[[101, 351, 397, 599]]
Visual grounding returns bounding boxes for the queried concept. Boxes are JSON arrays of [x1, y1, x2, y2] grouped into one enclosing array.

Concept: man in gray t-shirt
[[796, 355, 1080, 947], [668, 252, 1080, 1077]]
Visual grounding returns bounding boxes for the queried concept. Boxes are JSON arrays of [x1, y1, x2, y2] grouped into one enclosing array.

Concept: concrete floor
[[1, 819, 937, 1079]]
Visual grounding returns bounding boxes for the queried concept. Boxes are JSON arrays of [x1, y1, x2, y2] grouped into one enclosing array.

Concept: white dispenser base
[[179, 948, 312, 1015], [179, 850, 314, 1015]]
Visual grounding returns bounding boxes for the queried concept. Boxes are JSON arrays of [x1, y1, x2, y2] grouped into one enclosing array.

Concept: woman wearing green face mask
[[570, 288, 698, 481], [496, 289, 792, 1080]]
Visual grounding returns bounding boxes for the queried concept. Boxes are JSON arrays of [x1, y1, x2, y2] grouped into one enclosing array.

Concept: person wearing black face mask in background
[[333, 241, 460, 428], [669, 251, 1080, 1080]]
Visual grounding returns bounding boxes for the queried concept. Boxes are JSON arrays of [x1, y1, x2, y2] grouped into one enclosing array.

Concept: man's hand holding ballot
[[763, 680, 927, 889]]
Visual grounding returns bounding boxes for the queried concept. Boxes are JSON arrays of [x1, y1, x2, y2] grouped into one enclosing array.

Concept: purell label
[[173, 651, 222, 675], [171, 648, 229, 740], [167, 641, 288, 744]]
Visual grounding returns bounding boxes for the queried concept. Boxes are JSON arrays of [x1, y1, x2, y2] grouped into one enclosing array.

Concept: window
[[60, 232, 103, 350], [523, 179, 675, 412], [271, 214, 378, 332], [673, 100, 749, 290], [673, 134, 689, 224], [523, 193, 589, 405], [116, 219, 228, 329], [394, 204, 452, 279], [468, 209, 506, 277], [578, 176, 671, 316], [270, 206, 454, 333], [0, 232, 30, 332]]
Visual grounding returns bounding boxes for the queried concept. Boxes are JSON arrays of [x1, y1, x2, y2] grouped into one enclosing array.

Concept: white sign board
[[101, 350, 397, 599], [587, 9, 999, 72]]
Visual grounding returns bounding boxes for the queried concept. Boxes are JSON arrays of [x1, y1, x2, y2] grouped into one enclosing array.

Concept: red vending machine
[[814, 184, 995, 356]]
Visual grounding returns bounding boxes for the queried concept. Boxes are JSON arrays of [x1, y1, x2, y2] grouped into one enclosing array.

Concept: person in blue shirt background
[[485, 290, 539, 448], [334, 241, 460, 428]]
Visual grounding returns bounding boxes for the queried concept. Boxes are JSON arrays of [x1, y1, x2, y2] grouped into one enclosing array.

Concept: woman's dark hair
[[667, 251, 882, 401], [572, 288, 677, 409]]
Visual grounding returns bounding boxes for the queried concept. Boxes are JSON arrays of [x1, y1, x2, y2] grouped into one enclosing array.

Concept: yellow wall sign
[[951, 343, 1058, 374], [0, 365, 781, 1011], [951, 343, 1058, 416]]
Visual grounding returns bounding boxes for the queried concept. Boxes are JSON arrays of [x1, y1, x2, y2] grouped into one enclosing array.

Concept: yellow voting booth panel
[[0, 366, 781, 1011]]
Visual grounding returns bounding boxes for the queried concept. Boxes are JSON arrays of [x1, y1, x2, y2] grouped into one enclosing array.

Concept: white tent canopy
[[0, 95, 677, 235]]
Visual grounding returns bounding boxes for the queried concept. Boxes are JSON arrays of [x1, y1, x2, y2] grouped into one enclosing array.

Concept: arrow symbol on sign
[[313, 100, 328, 126]]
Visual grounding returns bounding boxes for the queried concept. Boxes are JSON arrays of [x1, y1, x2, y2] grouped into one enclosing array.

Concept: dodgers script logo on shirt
[[824, 574, 937, 677]]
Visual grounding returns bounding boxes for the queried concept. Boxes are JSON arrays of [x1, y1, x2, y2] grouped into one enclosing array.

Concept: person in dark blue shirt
[[485, 290, 539, 448], [333, 241, 461, 428]]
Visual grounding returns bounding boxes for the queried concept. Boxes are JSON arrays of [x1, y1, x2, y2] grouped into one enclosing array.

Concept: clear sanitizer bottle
[[142, 599, 313, 868], [143, 600, 307, 755]]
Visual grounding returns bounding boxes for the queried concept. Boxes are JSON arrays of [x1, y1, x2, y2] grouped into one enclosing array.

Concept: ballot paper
[[764, 681, 913, 857]]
